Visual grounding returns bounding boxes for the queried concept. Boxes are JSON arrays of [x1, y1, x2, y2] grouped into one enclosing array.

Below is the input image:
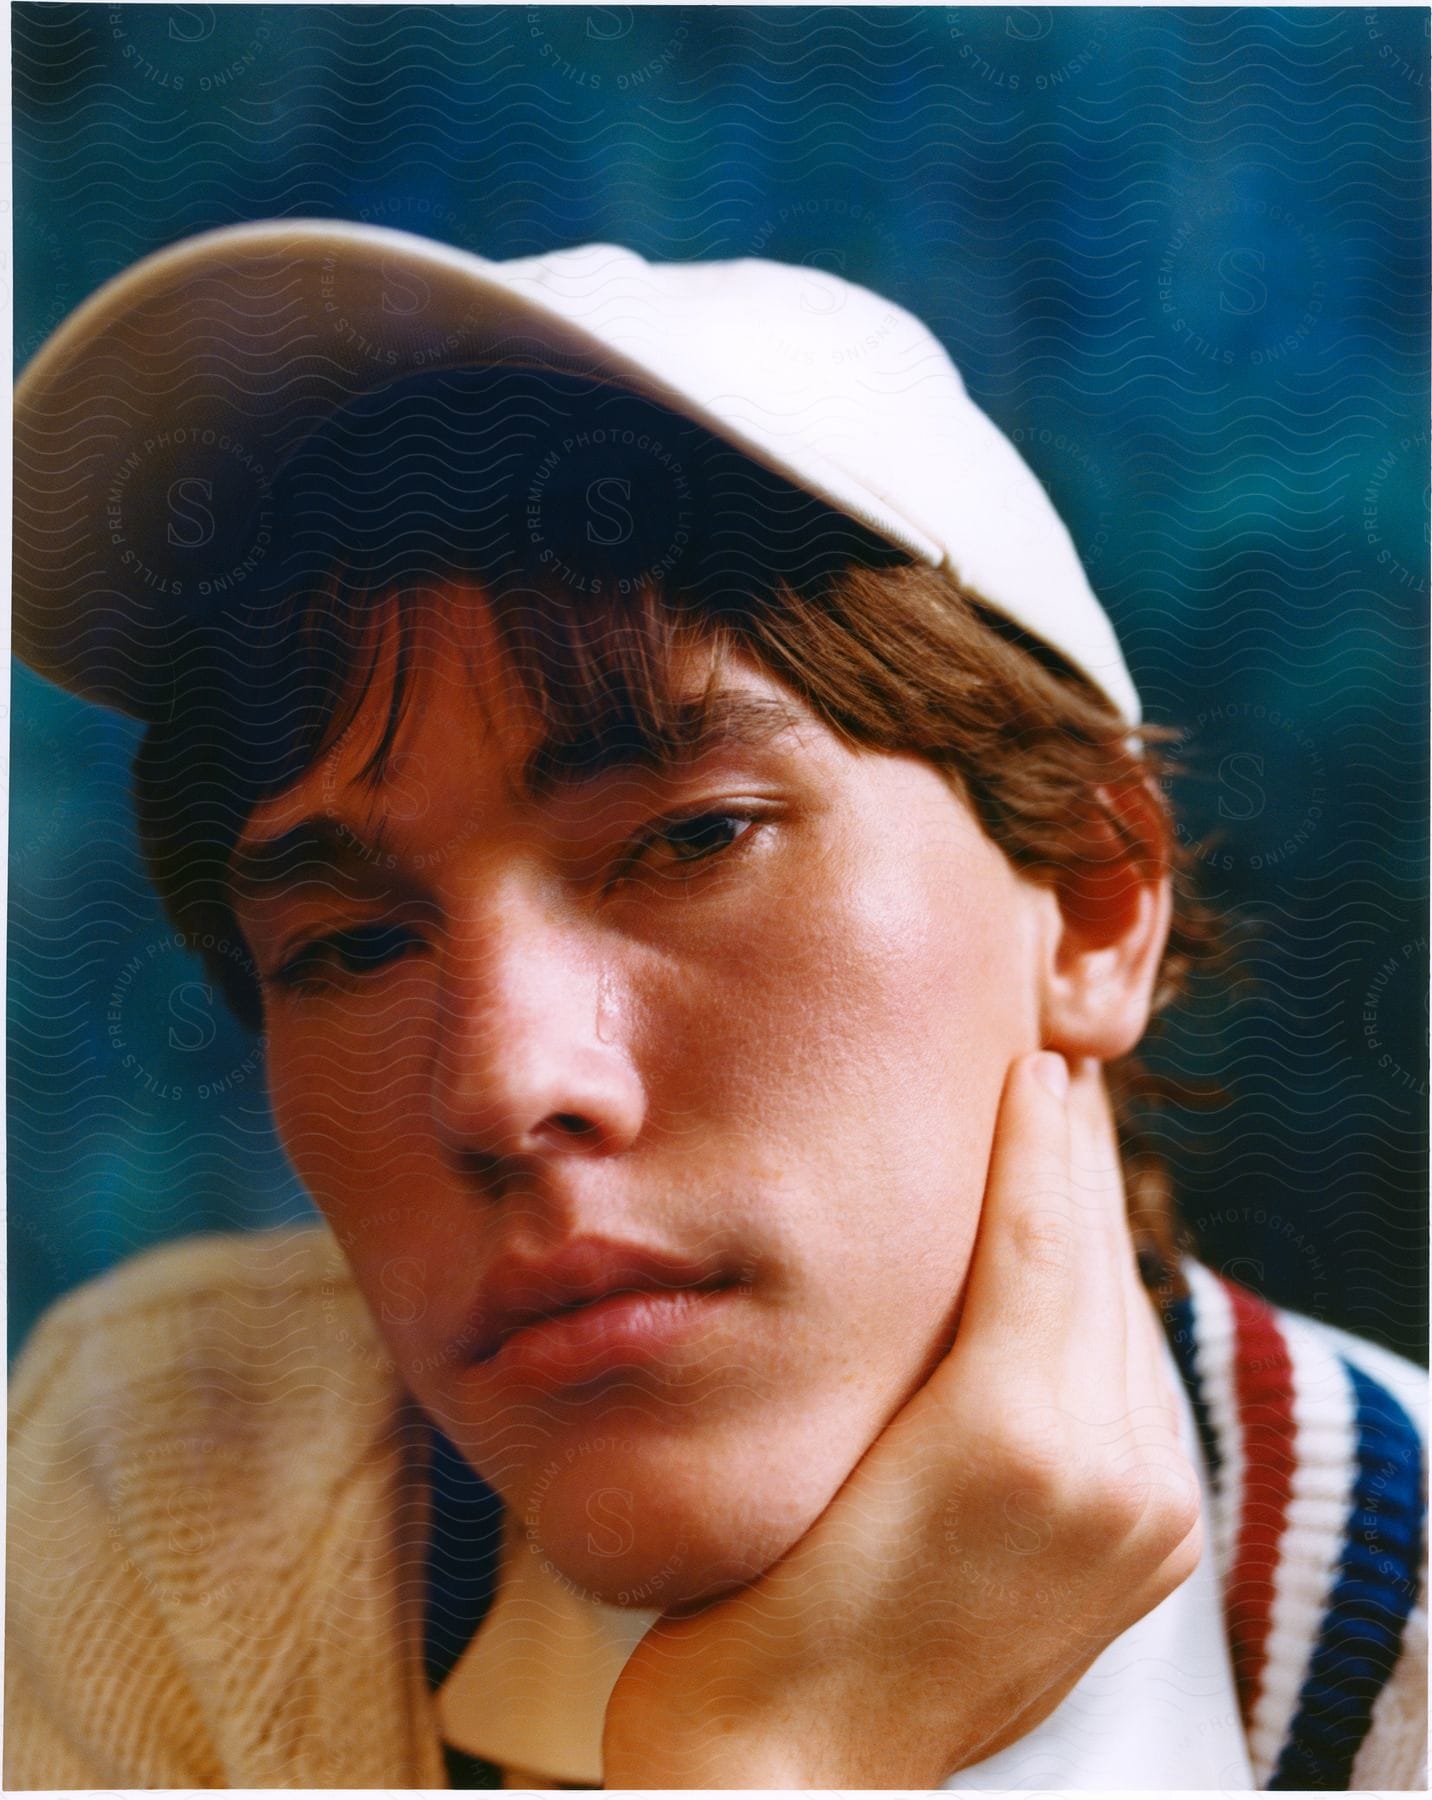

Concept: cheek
[[636, 818, 1033, 1387], [655, 814, 1030, 1159], [267, 978, 440, 1162], [265, 997, 454, 1318]]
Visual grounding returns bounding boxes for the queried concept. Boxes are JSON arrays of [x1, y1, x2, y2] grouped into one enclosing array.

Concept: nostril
[[548, 1112, 600, 1140], [446, 1112, 614, 1188]]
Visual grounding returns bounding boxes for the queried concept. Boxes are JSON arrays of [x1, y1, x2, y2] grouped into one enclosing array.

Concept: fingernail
[[1034, 1051, 1069, 1100]]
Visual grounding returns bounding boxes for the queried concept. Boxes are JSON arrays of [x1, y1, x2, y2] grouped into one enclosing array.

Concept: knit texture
[[6, 1224, 1426, 1789], [1165, 1261, 1428, 1790]]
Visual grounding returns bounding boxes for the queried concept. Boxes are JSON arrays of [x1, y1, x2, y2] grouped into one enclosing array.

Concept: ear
[[1034, 775, 1174, 1062]]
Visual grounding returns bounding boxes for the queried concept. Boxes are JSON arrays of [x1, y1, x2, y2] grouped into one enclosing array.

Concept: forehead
[[232, 584, 816, 857]]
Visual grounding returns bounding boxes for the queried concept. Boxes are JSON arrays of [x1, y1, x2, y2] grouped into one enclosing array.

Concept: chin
[[512, 1440, 833, 1612]]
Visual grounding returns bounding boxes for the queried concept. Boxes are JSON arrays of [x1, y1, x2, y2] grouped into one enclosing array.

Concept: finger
[[1051, 1060, 1163, 1505], [1064, 1061, 1188, 1497], [1062, 1056, 1132, 1395], [1064, 1058, 1162, 1392], [944, 1050, 1075, 1378]]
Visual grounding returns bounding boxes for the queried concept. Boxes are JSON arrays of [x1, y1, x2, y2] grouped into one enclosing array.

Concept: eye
[[615, 808, 762, 888], [268, 922, 427, 994], [653, 811, 755, 864]]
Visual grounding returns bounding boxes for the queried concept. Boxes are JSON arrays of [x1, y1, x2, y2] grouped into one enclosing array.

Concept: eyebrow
[[518, 690, 804, 800], [227, 815, 404, 908], [227, 689, 804, 902]]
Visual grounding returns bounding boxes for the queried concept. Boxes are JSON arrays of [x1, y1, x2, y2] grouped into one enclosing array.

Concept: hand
[[601, 1051, 1204, 1789]]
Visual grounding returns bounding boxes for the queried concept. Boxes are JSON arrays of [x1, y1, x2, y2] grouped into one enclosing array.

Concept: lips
[[462, 1237, 741, 1366]]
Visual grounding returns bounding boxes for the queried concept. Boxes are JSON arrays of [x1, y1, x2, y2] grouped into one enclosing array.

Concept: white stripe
[[1243, 1314, 1358, 1784]]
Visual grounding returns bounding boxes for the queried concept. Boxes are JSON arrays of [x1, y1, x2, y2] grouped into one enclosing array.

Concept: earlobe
[[1035, 781, 1175, 1062]]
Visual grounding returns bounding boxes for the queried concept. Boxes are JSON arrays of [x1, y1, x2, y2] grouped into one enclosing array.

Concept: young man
[[8, 222, 1427, 1790]]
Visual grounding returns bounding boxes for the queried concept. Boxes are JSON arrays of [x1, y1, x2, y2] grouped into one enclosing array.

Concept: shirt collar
[[436, 1504, 656, 1784]]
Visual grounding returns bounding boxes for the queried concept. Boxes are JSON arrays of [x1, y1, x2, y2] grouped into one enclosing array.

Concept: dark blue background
[[11, 5, 1429, 1360]]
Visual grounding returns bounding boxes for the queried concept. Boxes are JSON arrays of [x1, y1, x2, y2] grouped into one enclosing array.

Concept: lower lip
[[476, 1286, 741, 1389]]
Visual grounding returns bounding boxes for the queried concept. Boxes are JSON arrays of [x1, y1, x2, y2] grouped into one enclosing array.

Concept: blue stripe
[[1269, 1357, 1425, 1789]]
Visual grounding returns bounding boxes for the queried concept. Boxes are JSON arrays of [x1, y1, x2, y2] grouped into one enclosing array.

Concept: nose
[[431, 892, 646, 1182]]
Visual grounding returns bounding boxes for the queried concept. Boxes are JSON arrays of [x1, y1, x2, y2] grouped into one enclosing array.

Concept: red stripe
[[1223, 1278, 1298, 1730]]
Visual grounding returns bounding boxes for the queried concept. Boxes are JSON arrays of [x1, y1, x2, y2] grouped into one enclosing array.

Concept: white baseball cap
[[13, 218, 1140, 725]]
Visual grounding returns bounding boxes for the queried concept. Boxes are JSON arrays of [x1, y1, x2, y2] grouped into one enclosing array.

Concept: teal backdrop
[[10, 4, 1430, 1361]]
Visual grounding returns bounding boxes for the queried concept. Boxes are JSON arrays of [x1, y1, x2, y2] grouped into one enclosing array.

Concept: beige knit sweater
[[6, 1224, 1428, 1789], [6, 1226, 447, 1788]]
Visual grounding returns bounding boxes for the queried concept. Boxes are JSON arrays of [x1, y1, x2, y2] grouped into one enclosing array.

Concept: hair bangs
[[259, 568, 748, 809]]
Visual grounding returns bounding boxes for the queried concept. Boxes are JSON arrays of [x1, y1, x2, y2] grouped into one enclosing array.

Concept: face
[[230, 592, 1056, 1610]]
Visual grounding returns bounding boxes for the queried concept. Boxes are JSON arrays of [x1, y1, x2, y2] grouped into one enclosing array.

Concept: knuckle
[[1161, 1509, 1206, 1587], [981, 1409, 1072, 1502], [1079, 1472, 1152, 1543], [1097, 1459, 1205, 1566], [1150, 1477, 1206, 1568], [1139, 1504, 1206, 1614]]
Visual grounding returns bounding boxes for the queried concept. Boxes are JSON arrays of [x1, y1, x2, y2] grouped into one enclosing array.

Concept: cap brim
[[15, 218, 942, 717]]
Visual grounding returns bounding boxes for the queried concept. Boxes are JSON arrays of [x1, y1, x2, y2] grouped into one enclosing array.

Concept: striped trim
[[1245, 1318, 1357, 1783], [1224, 1281, 1299, 1737], [1162, 1262, 1428, 1790], [1269, 1358, 1426, 1789]]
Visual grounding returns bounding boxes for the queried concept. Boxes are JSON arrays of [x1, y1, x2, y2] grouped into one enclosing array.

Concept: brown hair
[[133, 549, 1228, 1302]]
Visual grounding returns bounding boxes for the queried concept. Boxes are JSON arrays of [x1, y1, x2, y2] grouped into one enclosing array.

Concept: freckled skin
[[234, 599, 1061, 1609]]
